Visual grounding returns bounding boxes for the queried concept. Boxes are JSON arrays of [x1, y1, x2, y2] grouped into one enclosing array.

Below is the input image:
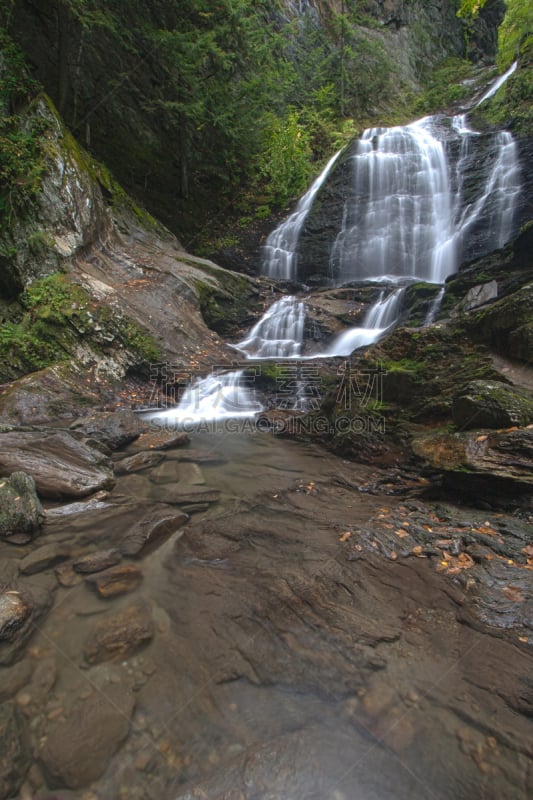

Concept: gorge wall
[[5, 0, 504, 241]]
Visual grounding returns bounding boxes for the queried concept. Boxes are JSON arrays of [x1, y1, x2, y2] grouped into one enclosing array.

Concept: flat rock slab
[[83, 599, 154, 665], [132, 430, 190, 451], [113, 450, 165, 474], [72, 548, 122, 574], [0, 431, 115, 499], [85, 563, 143, 597], [119, 504, 189, 556], [413, 426, 533, 495], [40, 678, 135, 789]]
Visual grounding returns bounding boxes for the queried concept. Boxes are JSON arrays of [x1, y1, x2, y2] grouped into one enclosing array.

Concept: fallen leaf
[[502, 585, 524, 603], [395, 529, 409, 538], [339, 531, 351, 542]]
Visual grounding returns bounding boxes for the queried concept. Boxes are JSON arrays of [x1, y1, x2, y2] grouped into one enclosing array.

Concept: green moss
[[0, 272, 160, 380]]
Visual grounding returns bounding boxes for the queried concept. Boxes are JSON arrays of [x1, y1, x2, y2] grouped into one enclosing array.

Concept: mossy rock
[[452, 380, 533, 430], [0, 471, 44, 544]]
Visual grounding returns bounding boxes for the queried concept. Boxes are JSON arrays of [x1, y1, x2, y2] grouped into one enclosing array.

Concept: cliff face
[[6, 0, 503, 241], [0, 96, 262, 422]]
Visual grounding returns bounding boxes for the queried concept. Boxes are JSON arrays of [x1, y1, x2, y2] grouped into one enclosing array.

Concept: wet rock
[[412, 427, 533, 497], [114, 450, 165, 474], [461, 280, 498, 311], [19, 543, 72, 577], [83, 599, 154, 665], [0, 702, 30, 799], [70, 409, 147, 450], [44, 491, 111, 519], [72, 548, 122, 574], [452, 380, 533, 430], [0, 472, 44, 544], [119, 505, 189, 557], [85, 563, 144, 598], [132, 430, 190, 451], [0, 431, 115, 499], [0, 592, 32, 643], [40, 680, 135, 789], [0, 583, 53, 666]]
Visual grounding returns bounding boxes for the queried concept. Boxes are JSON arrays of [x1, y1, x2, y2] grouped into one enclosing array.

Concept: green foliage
[[414, 58, 474, 113], [497, 0, 533, 69], [0, 31, 48, 228], [456, 0, 489, 18], [258, 112, 313, 208]]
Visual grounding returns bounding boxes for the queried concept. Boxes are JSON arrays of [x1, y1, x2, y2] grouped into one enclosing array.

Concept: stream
[[1, 65, 530, 799], [13, 428, 530, 799]]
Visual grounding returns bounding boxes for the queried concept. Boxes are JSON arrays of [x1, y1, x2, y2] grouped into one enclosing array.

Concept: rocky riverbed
[[0, 413, 531, 800]]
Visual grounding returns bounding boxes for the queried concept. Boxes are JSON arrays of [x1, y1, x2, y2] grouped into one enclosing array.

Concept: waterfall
[[329, 118, 456, 285], [475, 61, 517, 107], [262, 150, 342, 280], [234, 295, 306, 358], [325, 288, 405, 357], [144, 370, 263, 426], [424, 287, 445, 326]]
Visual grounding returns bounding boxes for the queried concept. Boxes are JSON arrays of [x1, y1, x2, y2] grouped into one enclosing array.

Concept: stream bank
[[0, 422, 531, 799]]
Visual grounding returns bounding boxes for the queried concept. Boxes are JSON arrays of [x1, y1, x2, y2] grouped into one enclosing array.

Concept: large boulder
[[452, 380, 533, 430], [0, 472, 44, 544], [70, 409, 147, 450], [412, 426, 533, 498], [0, 430, 115, 499]]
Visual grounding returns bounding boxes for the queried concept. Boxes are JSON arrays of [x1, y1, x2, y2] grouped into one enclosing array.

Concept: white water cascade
[[144, 370, 263, 426], [262, 150, 342, 280], [329, 118, 458, 285], [475, 60, 517, 107], [324, 288, 405, 357], [234, 295, 306, 358]]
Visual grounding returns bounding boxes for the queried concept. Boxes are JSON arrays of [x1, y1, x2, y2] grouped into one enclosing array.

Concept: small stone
[[72, 549, 122, 574], [85, 563, 143, 598], [16, 692, 32, 707], [119, 505, 189, 557], [83, 600, 154, 665]]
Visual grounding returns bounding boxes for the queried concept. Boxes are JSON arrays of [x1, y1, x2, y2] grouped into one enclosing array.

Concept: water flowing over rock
[[262, 151, 342, 279], [289, 114, 521, 285], [235, 295, 306, 358]]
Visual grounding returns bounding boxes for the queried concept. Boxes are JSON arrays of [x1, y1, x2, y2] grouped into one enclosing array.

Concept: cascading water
[[144, 370, 263, 426], [329, 118, 457, 285], [475, 61, 517, 107], [145, 65, 521, 425], [324, 288, 405, 356], [262, 150, 342, 280], [234, 295, 306, 358]]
